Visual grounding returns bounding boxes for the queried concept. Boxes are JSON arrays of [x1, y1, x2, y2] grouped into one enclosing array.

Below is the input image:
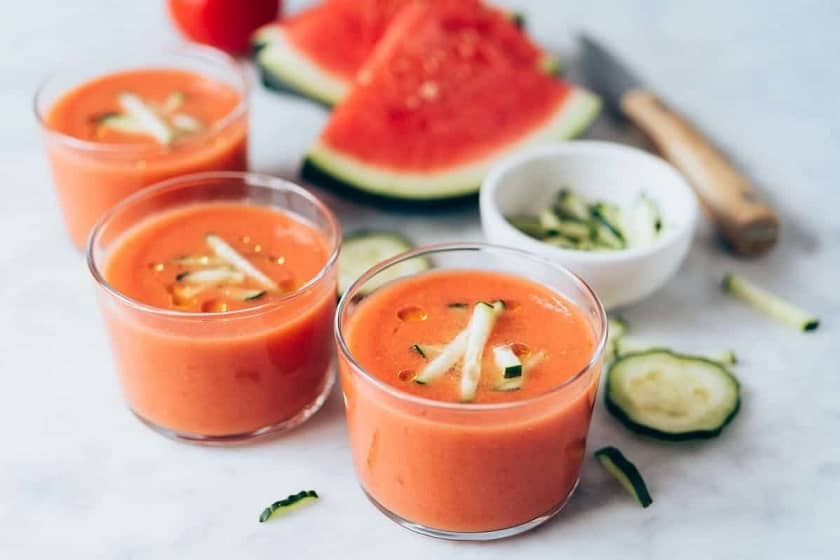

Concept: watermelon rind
[[253, 27, 347, 106], [302, 88, 601, 201]]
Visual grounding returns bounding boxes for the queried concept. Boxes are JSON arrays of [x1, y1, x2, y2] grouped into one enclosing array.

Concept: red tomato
[[168, 0, 281, 55]]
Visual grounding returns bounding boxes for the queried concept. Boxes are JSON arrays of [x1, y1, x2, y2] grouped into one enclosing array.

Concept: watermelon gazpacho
[[336, 247, 606, 537], [88, 173, 340, 441], [301, 0, 600, 202], [36, 48, 248, 249]]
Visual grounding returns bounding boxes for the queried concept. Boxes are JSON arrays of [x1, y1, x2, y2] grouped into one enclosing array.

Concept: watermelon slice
[[253, 0, 410, 105], [302, 0, 601, 201]]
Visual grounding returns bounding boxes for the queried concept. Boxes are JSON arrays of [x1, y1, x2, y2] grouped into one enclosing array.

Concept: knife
[[579, 34, 779, 256]]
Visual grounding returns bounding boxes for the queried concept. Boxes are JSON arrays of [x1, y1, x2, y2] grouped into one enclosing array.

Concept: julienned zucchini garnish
[[118, 92, 174, 145], [412, 301, 506, 398], [98, 91, 202, 146], [606, 350, 741, 440], [460, 301, 504, 402], [447, 302, 469, 310], [506, 189, 663, 251], [206, 234, 278, 291], [176, 267, 245, 285], [161, 90, 185, 114], [227, 288, 267, 302], [258, 490, 319, 523], [595, 447, 653, 508], [410, 344, 443, 359], [722, 273, 819, 332], [170, 255, 228, 267]]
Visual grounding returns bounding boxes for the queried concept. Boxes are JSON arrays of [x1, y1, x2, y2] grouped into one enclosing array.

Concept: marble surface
[[2, 0, 838, 557]]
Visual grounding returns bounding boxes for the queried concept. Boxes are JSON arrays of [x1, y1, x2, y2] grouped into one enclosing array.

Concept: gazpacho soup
[[337, 247, 605, 538], [89, 173, 339, 441]]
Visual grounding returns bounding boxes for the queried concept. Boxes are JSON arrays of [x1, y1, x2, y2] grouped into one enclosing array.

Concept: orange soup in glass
[[336, 244, 606, 539], [35, 45, 249, 249], [88, 172, 340, 443]]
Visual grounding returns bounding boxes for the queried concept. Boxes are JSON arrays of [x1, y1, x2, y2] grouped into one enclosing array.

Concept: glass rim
[[334, 243, 608, 412], [33, 43, 250, 155], [86, 171, 342, 320]]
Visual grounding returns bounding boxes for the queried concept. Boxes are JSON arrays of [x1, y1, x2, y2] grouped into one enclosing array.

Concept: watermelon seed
[[419, 81, 439, 101]]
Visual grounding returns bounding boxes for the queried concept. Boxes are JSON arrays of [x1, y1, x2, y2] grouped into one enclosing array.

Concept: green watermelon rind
[[302, 88, 601, 201], [253, 27, 347, 106]]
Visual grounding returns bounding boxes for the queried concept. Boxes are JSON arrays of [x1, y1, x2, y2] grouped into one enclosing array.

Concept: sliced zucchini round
[[338, 231, 428, 296], [605, 350, 741, 440]]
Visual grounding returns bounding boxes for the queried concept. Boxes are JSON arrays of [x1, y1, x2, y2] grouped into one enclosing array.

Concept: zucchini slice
[[493, 345, 523, 379], [605, 350, 741, 440], [604, 316, 628, 363], [205, 234, 278, 291], [624, 193, 661, 248], [538, 208, 562, 236], [591, 202, 626, 248], [722, 273, 819, 332], [506, 215, 544, 239], [595, 447, 653, 508], [460, 301, 503, 402], [170, 255, 228, 267], [227, 288, 267, 302], [176, 267, 245, 285], [494, 350, 545, 391], [554, 189, 590, 221], [615, 338, 737, 369], [97, 113, 145, 135], [258, 490, 319, 523], [171, 113, 203, 133], [338, 231, 428, 296]]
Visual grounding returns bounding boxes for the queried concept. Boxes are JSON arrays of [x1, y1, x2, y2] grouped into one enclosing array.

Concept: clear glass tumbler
[[88, 172, 340, 444], [35, 44, 249, 249], [335, 243, 607, 540]]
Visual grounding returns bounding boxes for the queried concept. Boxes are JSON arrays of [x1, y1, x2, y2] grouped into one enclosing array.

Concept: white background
[[1, 1, 838, 557]]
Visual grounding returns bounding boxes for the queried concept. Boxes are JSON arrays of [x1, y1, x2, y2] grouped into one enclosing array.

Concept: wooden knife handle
[[621, 89, 779, 256]]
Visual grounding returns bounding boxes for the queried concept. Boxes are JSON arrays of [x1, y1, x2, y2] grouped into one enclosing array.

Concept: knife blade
[[579, 34, 779, 256]]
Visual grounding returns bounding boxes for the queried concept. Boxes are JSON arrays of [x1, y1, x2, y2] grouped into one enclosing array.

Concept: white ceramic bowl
[[480, 142, 698, 309]]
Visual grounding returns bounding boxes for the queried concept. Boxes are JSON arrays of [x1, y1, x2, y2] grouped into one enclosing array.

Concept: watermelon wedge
[[253, 0, 410, 105], [302, 0, 601, 201]]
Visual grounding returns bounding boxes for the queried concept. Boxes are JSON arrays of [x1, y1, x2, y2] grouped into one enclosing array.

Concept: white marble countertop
[[1, 1, 838, 557]]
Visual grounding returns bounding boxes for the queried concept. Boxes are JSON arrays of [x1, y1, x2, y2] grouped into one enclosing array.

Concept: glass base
[[362, 478, 580, 541], [131, 367, 335, 446]]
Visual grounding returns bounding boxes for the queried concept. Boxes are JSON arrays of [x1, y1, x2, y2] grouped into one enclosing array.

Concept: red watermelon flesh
[[281, 0, 409, 82], [304, 0, 600, 199]]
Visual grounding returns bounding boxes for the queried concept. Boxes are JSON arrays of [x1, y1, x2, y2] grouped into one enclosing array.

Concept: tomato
[[168, 0, 281, 55]]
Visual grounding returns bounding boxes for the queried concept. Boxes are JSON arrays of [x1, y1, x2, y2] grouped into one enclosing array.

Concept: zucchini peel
[[595, 446, 653, 508], [259, 490, 319, 523]]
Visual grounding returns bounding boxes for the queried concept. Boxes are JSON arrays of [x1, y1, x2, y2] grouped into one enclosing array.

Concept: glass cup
[[335, 244, 607, 540], [35, 44, 249, 249], [88, 172, 340, 444]]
